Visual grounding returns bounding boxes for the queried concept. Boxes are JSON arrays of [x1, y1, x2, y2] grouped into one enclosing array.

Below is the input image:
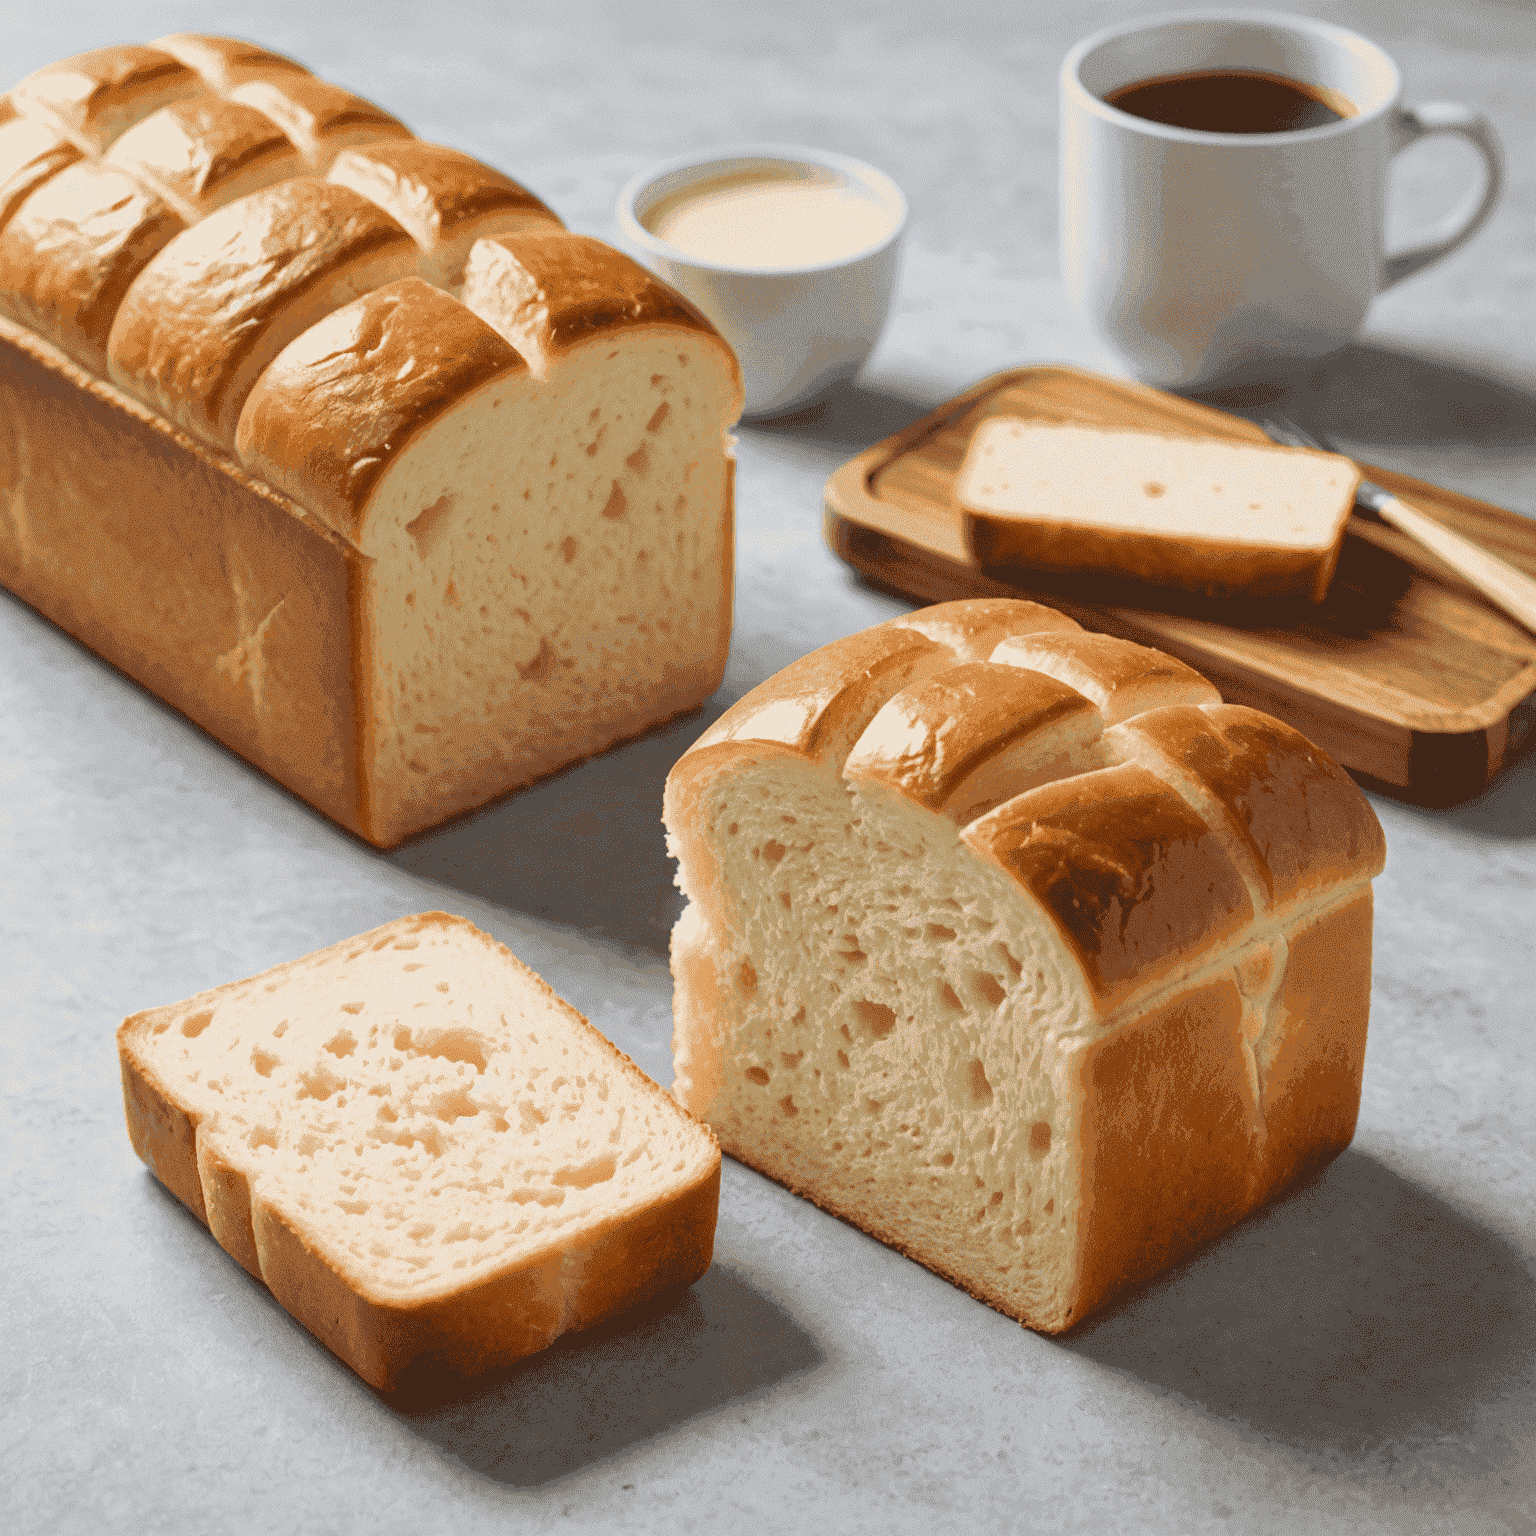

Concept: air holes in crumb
[[779, 892, 792, 911], [780, 1096, 799, 1116], [968, 1060, 993, 1106], [647, 402, 669, 433], [325, 1029, 356, 1058], [1143, 481, 1165, 497], [738, 960, 758, 997], [746, 1066, 770, 1086], [837, 1050, 850, 1069], [554, 1154, 616, 1188], [926, 923, 956, 941], [989, 1191, 1003, 1206], [273, 1021, 288, 1038], [997, 944, 1023, 978], [181, 1011, 214, 1039], [852, 1000, 896, 1039], [247, 1125, 277, 1151], [561, 535, 577, 562], [406, 493, 456, 560], [626, 444, 649, 475], [297, 1064, 344, 1101], [602, 483, 627, 520], [340, 1002, 366, 1016], [762, 840, 786, 863], [937, 1151, 954, 1167], [938, 983, 964, 1013], [1044, 1199, 1055, 1214], [517, 638, 555, 681], [1030, 1122, 1052, 1156], [518, 1101, 547, 1133], [251, 1047, 280, 1078], [970, 971, 1006, 1008]]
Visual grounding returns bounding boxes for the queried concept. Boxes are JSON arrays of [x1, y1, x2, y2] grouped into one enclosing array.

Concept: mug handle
[[1381, 102, 1504, 289]]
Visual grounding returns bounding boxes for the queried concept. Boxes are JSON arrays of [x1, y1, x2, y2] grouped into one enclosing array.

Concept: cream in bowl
[[617, 147, 907, 418]]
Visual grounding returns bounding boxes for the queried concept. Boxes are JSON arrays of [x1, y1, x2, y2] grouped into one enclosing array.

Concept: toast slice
[[118, 912, 720, 1390]]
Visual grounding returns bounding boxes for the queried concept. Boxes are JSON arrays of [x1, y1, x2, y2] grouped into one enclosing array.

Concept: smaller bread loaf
[[665, 598, 1385, 1332], [117, 913, 721, 1391], [956, 418, 1360, 601]]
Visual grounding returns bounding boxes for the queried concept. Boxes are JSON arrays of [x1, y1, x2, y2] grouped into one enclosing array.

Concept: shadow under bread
[[1059, 1150, 1536, 1468], [381, 1262, 823, 1487], [385, 700, 736, 959]]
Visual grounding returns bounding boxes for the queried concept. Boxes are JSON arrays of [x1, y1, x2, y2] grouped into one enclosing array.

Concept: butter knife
[[1260, 415, 1536, 637]]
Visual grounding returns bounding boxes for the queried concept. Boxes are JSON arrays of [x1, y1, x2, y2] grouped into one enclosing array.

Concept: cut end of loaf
[[118, 913, 720, 1387], [666, 598, 1382, 1333]]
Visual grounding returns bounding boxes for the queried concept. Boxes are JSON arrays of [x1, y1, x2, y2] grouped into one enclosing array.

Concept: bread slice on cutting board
[[956, 418, 1359, 601], [117, 912, 720, 1390]]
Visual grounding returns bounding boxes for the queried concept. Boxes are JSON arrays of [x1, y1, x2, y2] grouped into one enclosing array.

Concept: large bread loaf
[[665, 598, 1385, 1330], [0, 36, 742, 846]]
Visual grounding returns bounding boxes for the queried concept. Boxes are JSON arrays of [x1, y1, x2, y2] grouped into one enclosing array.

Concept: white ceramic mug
[[1060, 10, 1504, 390], [616, 146, 907, 419]]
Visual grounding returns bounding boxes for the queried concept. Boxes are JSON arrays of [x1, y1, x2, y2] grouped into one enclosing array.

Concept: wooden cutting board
[[823, 365, 1536, 805]]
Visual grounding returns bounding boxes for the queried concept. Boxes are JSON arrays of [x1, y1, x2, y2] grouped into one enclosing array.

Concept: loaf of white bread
[[665, 598, 1384, 1330], [956, 418, 1359, 602], [117, 912, 721, 1390], [0, 38, 742, 846]]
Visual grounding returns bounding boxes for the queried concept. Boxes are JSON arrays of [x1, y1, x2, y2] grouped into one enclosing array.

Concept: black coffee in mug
[[1104, 69, 1357, 134]]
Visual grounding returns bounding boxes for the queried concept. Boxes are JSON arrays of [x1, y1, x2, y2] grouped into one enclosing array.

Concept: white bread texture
[[665, 598, 1385, 1332], [956, 418, 1360, 602], [117, 912, 721, 1391], [0, 36, 740, 847]]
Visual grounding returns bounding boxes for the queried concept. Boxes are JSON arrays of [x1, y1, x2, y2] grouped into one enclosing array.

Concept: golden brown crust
[[0, 162, 184, 374], [118, 1026, 208, 1224], [962, 762, 1255, 1005], [327, 141, 562, 286], [888, 595, 1081, 658], [1118, 703, 1388, 907], [989, 630, 1220, 724], [691, 624, 950, 765], [107, 179, 418, 447], [0, 114, 81, 232], [235, 277, 525, 542], [227, 75, 411, 169], [152, 33, 311, 93], [463, 230, 732, 373], [0, 319, 368, 835], [104, 95, 308, 220], [1069, 977, 1259, 1325], [1249, 893, 1372, 1204], [844, 660, 1095, 815], [12, 46, 202, 152]]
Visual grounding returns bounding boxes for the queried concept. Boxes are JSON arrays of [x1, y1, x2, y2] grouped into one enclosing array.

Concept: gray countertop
[[4, 1, 1534, 1531]]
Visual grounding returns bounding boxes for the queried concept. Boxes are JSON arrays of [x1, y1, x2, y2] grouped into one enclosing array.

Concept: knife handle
[[1375, 493, 1536, 637]]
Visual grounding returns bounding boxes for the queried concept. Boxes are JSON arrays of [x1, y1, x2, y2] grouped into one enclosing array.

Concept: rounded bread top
[[107, 178, 419, 447], [236, 276, 526, 543], [226, 75, 411, 170], [152, 33, 311, 94], [0, 160, 184, 374], [11, 46, 203, 151], [463, 230, 737, 383], [0, 113, 81, 233], [669, 597, 1386, 1010], [327, 141, 562, 287], [104, 96, 308, 220]]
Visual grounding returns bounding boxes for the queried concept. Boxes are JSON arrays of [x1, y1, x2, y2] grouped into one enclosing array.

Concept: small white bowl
[[616, 144, 907, 419]]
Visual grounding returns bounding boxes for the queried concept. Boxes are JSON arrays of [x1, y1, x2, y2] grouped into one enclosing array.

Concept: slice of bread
[[956, 418, 1359, 601], [117, 912, 720, 1391], [665, 598, 1384, 1332]]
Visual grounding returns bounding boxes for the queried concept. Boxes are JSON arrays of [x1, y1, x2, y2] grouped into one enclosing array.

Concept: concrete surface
[[3, 1, 1533, 1531]]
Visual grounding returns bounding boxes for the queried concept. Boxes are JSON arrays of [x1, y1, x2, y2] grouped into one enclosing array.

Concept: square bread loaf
[[0, 37, 742, 846], [117, 912, 721, 1391], [665, 598, 1385, 1331]]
